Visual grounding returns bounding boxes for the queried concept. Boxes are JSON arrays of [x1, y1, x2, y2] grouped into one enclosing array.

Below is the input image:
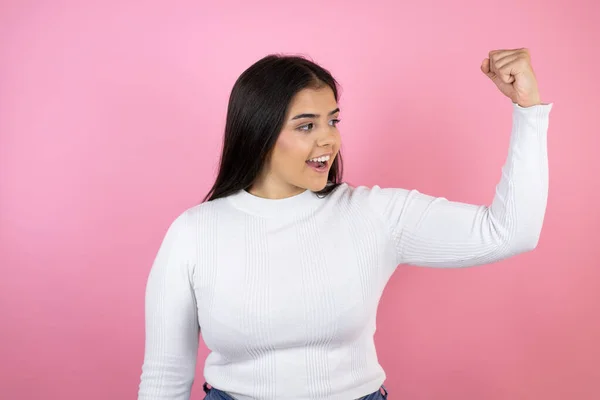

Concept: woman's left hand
[[481, 48, 542, 108]]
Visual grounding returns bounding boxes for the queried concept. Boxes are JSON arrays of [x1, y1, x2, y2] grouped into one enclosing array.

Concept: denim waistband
[[202, 382, 388, 399]]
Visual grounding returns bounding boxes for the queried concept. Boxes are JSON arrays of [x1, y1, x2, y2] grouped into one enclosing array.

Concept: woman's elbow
[[506, 229, 542, 255]]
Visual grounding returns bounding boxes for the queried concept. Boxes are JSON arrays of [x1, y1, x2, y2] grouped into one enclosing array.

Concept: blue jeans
[[202, 382, 388, 399]]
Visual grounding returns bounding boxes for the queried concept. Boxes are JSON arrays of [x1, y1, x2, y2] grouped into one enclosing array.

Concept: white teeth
[[308, 155, 331, 163]]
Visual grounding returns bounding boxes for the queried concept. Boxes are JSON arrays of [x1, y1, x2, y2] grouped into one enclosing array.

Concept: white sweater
[[138, 102, 553, 400]]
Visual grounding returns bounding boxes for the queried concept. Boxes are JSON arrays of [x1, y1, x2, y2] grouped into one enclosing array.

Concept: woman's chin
[[304, 178, 329, 192]]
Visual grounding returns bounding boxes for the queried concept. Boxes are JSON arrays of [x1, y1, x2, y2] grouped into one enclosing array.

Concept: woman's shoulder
[[329, 182, 410, 203], [171, 196, 229, 227]]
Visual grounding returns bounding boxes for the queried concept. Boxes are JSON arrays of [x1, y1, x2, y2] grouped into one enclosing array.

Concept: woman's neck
[[247, 182, 307, 200]]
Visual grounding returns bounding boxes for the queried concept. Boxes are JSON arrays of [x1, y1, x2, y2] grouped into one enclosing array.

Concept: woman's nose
[[317, 127, 337, 147]]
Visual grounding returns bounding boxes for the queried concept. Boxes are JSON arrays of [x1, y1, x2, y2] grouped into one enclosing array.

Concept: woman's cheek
[[275, 131, 312, 161]]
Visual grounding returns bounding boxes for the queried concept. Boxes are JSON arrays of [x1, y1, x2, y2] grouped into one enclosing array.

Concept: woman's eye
[[298, 123, 314, 131], [298, 119, 340, 132]]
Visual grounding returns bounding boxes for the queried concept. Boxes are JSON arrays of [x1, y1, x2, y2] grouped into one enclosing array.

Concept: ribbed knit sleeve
[[362, 102, 553, 268], [138, 211, 199, 400]]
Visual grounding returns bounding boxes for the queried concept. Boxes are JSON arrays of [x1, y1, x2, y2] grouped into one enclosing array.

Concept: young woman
[[138, 50, 553, 400]]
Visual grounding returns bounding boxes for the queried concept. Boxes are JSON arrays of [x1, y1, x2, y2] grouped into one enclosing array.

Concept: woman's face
[[251, 86, 342, 199]]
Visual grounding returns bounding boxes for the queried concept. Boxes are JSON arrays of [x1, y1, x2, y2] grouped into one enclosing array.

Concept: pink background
[[1, 1, 599, 399]]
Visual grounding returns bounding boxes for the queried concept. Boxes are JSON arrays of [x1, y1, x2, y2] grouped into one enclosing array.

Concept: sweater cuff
[[513, 101, 554, 117], [512, 103, 554, 113]]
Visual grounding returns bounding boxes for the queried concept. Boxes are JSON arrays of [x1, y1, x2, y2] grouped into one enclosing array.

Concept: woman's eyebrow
[[291, 108, 340, 120]]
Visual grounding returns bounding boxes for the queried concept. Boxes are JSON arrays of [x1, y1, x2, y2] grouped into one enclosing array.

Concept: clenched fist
[[481, 48, 542, 108]]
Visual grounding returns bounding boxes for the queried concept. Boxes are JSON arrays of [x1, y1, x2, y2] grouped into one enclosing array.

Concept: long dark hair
[[203, 54, 344, 202]]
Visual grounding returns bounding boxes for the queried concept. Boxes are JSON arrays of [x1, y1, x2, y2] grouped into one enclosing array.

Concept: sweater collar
[[226, 187, 322, 218]]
